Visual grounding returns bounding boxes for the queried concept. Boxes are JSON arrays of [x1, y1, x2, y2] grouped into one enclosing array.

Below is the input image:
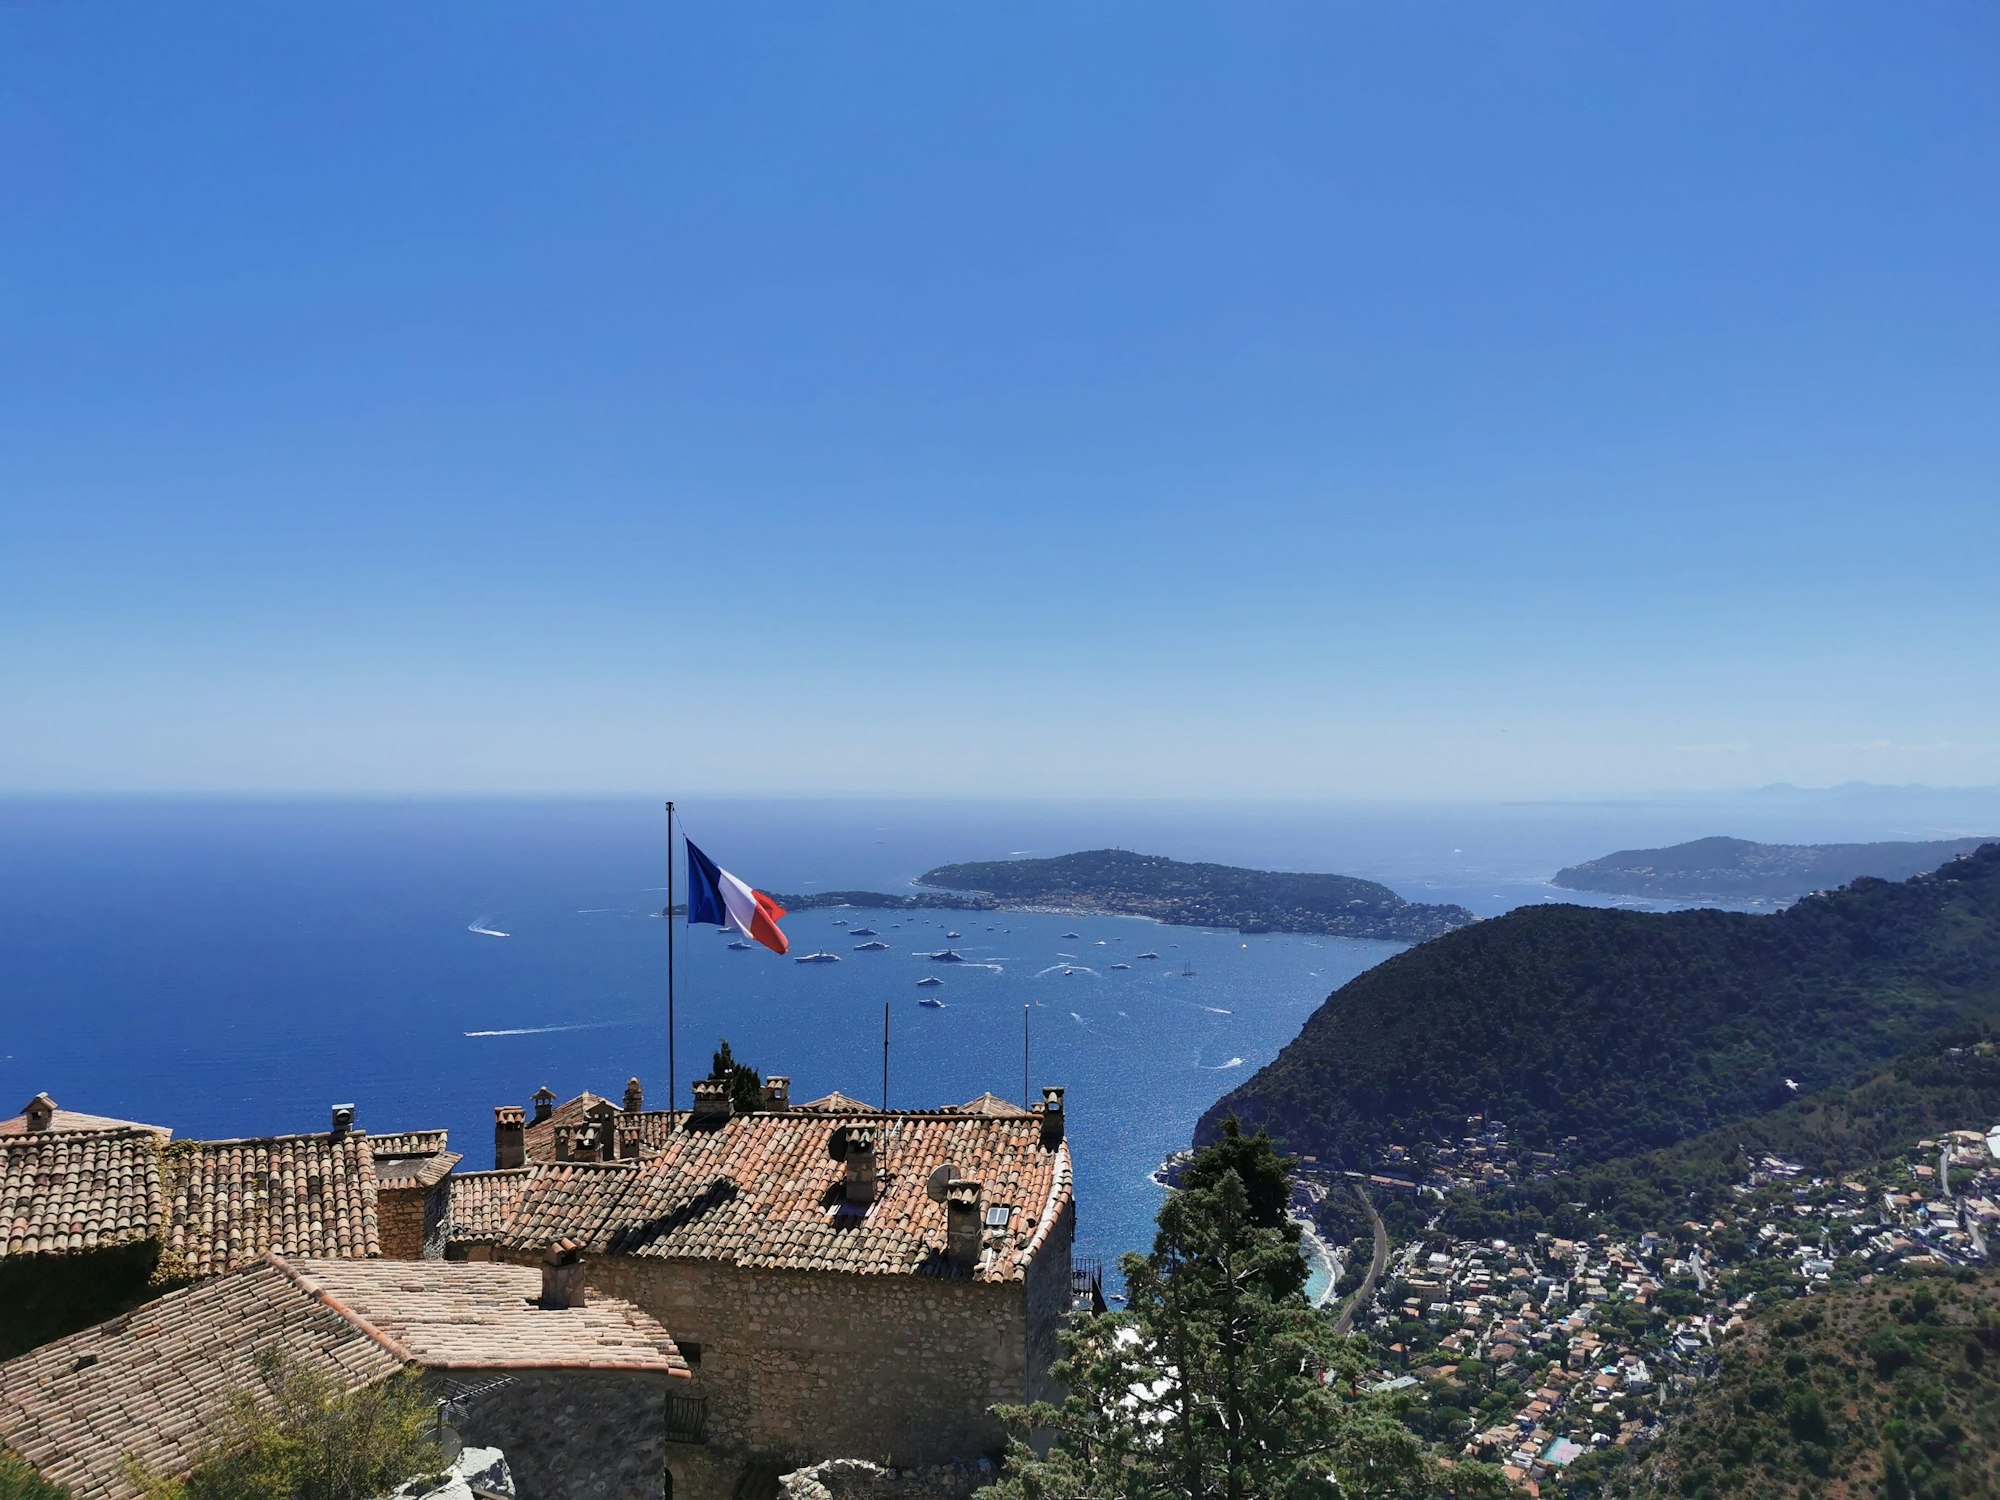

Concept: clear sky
[[3, 3, 1997, 800]]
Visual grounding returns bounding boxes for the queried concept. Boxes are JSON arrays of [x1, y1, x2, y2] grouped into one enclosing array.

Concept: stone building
[[449, 1075, 1076, 1499], [0, 1093, 445, 1354], [0, 1251, 688, 1499]]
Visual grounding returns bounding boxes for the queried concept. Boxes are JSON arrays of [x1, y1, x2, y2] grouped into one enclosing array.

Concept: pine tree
[[983, 1122, 1493, 1499], [707, 1039, 764, 1114]]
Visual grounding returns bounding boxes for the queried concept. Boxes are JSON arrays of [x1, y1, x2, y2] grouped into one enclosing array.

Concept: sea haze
[[3, 794, 1990, 1278]]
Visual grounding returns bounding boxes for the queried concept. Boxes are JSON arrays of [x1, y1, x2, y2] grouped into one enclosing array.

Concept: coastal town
[[1310, 1084, 2000, 1493]]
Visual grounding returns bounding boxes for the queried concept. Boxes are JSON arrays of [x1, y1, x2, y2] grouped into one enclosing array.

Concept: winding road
[[1332, 1182, 1389, 1337]]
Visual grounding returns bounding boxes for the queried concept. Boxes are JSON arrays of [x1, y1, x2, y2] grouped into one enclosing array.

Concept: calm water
[[4, 794, 1990, 1283]]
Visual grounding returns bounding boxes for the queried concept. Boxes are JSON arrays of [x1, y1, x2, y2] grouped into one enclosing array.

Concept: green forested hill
[[1573, 1273, 2000, 1500], [1552, 834, 1995, 903], [915, 848, 1475, 940], [1199, 845, 2000, 1170]]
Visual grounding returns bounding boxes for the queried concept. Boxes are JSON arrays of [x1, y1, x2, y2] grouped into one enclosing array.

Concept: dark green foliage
[[1597, 1273, 2000, 1499], [0, 1242, 169, 1360], [130, 1350, 442, 1500], [981, 1128, 1472, 1499], [0, 1451, 69, 1500], [1444, 1029, 2000, 1238], [1177, 1117, 1296, 1231], [707, 1039, 764, 1115], [1205, 845, 2000, 1172], [917, 848, 1476, 940], [1552, 835, 1994, 903]]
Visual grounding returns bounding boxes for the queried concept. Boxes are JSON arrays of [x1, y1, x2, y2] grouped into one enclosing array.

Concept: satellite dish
[[925, 1164, 959, 1203]]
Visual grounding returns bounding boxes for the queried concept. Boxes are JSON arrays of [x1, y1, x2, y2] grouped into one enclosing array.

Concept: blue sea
[[5, 793, 1994, 1289]]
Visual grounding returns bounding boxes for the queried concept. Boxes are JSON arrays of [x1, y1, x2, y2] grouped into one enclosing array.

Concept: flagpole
[[882, 1001, 889, 1111], [1023, 1003, 1031, 1108], [666, 800, 677, 1119]]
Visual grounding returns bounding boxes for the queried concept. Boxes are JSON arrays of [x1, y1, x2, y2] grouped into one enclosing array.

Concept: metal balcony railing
[[665, 1393, 709, 1445]]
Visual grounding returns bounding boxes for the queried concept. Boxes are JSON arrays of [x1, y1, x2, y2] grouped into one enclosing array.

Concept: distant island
[[895, 848, 1477, 941], [771, 889, 999, 914], [1551, 833, 1995, 903]]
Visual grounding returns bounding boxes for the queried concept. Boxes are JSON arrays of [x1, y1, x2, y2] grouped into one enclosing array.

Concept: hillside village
[[1320, 1098, 2000, 1493]]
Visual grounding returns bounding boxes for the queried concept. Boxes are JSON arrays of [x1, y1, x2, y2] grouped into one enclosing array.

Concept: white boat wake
[[464, 1020, 626, 1038], [1203, 1006, 1233, 1015], [467, 917, 510, 938], [1203, 1056, 1245, 1070]]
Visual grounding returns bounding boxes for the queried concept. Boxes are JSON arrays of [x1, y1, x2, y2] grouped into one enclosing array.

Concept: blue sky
[[3, 3, 1997, 799]]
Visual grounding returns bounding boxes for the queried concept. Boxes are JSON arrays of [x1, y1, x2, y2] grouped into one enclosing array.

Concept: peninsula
[[914, 848, 1474, 941], [775, 850, 1472, 941], [1551, 833, 1994, 903]]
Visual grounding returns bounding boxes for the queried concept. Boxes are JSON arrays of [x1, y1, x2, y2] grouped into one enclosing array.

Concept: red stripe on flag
[[749, 890, 789, 955]]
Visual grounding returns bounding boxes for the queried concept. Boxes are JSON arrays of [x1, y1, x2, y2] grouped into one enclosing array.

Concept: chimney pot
[[843, 1124, 878, 1205], [23, 1094, 56, 1133], [691, 1078, 733, 1126], [946, 1178, 984, 1270], [623, 1077, 644, 1113], [761, 1075, 791, 1111], [494, 1106, 526, 1170], [1039, 1086, 1065, 1147], [531, 1087, 557, 1123], [331, 1104, 356, 1141], [540, 1240, 588, 1309]]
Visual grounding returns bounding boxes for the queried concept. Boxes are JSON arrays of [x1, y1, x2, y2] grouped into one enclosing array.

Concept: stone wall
[[778, 1458, 988, 1500], [378, 1185, 426, 1261], [1019, 1196, 1075, 1409], [433, 1369, 669, 1500], [569, 1255, 1031, 1472]]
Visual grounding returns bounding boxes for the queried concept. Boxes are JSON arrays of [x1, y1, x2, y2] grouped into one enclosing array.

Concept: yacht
[[850, 927, 879, 938], [853, 940, 892, 951], [1137, 951, 1160, 960], [832, 918, 848, 926], [726, 940, 753, 951], [928, 949, 966, 963], [795, 951, 841, 964], [1061, 932, 1080, 939], [917, 996, 945, 1009], [1109, 962, 1131, 970]]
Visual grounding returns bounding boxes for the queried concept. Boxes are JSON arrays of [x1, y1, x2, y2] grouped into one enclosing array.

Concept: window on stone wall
[[681, 1341, 701, 1368]]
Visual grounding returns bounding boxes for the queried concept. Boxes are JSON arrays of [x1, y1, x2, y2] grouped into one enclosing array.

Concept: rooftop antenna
[[1023, 1003, 1031, 1108]]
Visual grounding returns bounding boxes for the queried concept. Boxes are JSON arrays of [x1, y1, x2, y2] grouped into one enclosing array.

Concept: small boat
[[850, 928, 879, 937], [917, 997, 945, 1008], [726, 940, 754, 951], [928, 949, 966, 963], [946, 930, 961, 939], [832, 918, 848, 926], [1062, 932, 1080, 939], [854, 940, 891, 951], [1109, 962, 1131, 970], [917, 976, 944, 988], [1137, 952, 1160, 960], [795, 952, 841, 964], [1181, 960, 1196, 978], [1063, 968, 1076, 977]]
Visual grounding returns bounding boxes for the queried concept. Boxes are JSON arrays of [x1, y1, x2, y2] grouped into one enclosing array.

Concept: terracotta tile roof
[[0, 1259, 404, 1500], [0, 1129, 165, 1259], [0, 1256, 686, 1499], [522, 1092, 612, 1163], [366, 1131, 461, 1190], [275, 1257, 690, 1375], [792, 1091, 879, 1112], [0, 1095, 171, 1139], [444, 1168, 534, 1243], [953, 1092, 1031, 1117], [494, 1107, 1071, 1283], [163, 1132, 379, 1278]]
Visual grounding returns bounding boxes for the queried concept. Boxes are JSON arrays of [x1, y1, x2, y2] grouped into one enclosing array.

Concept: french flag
[[684, 839, 790, 956]]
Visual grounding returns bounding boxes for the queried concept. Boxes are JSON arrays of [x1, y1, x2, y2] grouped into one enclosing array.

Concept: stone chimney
[[1039, 1086, 1065, 1148], [616, 1118, 643, 1161], [330, 1104, 356, 1141], [531, 1086, 557, 1124], [22, 1094, 56, 1133], [623, 1077, 644, 1113], [946, 1179, 984, 1271], [495, 1106, 526, 1170], [761, 1075, 791, 1111], [842, 1125, 878, 1206], [691, 1078, 732, 1126], [541, 1240, 588, 1310]]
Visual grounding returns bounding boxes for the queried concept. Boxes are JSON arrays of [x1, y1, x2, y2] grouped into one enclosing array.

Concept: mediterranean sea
[[3, 794, 1982, 1291]]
